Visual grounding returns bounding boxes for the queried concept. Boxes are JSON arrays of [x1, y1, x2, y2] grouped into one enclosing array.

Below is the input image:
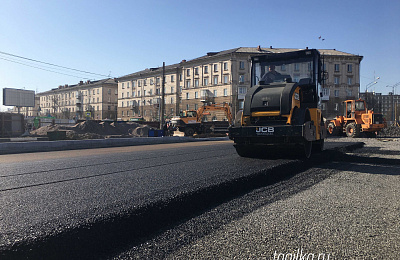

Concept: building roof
[[38, 78, 117, 95], [117, 47, 363, 80]]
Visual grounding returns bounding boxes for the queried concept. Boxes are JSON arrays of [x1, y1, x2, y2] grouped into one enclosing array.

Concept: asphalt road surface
[[0, 138, 398, 259]]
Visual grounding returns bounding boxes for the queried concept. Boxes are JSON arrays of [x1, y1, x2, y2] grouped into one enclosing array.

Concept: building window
[[238, 87, 247, 94], [150, 79, 154, 85], [239, 61, 245, 69], [347, 64, 353, 73], [122, 101, 124, 107], [204, 66, 208, 74], [223, 89, 228, 96], [194, 104, 198, 110], [334, 103, 339, 111], [334, 64, 340, 72], [294, 64, 300, 71], [239, 75, 245, 83], [127, 110, 129, 116], [322, 88, 330, 97], [186, 93, 189, 99], [156, 78, 160, 85], [122, 111, 124, 116], [144, 90, 147, 96], [127, 92, 130, 98], [127, 82, 130, 88], [186, 80, 191, 88], [122, 93, 124, 98], [132, 81, 136, 87], [347, 77, 352, 85], [346, 89, 352, 96], [186, 69, 190, 76], [195, 79, 199, 87], [122, 83, 125, 89], [194, 67, 199, 75], [186, 104, 190, 110], [213, 76, 218, 85], [239, 101, 244, 109], [281, 64, 286, 71], [334, 77, 340, 85], [321, 103, 326, 110], [195, 92, 199, 99], [223, 75, 229, 84], [213, 90, 217, 97], [334, 90, 340, 97], [97, 89, 99, 94], [213, 64, 218, 72], [223, 62, 228, 71], [204, 78, 209, 86], [179, 74, 182, 81]]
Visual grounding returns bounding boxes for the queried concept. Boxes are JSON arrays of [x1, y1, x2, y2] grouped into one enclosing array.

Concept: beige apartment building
[[117, 47, 362, 122], [37, 78, 118, 120], [319, 49, 363, 118]]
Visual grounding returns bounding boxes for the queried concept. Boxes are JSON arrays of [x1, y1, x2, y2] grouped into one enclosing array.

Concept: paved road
[[113, 138, 400, 260], [0, 139, 369, 259]]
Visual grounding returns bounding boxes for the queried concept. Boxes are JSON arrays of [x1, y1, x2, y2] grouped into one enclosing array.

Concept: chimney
[[79, 81, 83, 85], [257, 45, 262, 51], [64, 84, 69, 88], [181, 59, 186, 63]]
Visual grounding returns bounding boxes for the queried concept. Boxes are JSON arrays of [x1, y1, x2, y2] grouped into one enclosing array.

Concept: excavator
[[327, 99, 385, 137], [229, 49, 326, 158], [170, 103, 233, 136]]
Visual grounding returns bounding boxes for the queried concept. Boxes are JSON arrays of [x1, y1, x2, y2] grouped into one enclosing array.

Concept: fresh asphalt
[[0, 138, 366, 259]]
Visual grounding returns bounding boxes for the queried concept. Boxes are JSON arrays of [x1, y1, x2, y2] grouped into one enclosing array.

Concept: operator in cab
[[260, 65, 282, 83]]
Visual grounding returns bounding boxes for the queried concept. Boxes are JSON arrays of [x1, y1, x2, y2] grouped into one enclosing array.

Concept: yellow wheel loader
[[229, 49, 326, 158]]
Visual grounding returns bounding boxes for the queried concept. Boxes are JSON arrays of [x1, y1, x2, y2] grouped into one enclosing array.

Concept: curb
[[0, 136, 230, 155]]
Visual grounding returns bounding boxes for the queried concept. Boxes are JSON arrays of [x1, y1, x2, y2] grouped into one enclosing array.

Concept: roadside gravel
[[116, 137, 400, 259]]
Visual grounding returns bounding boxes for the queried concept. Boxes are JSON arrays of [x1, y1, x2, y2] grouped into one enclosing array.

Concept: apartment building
[[117, 65, 180, 121], [319, 49, 363, 118], [37, 78, 118, 120], [360, 92, 400, 123], [117, 47, 363, 122]]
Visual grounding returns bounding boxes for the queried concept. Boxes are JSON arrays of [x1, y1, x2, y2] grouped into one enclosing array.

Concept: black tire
[[345, 123, 360, 138], [327, 122, 338, 136], [303, 139, 312, 159], [184, 127, 194, 137]]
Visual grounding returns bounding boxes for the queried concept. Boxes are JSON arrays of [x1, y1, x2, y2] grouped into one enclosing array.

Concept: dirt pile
[[30, 121, 153, 140], [378, 125, 400, 137]]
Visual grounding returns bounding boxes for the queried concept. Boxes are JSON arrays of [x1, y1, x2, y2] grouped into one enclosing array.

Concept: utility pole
[[160, 62, 166, 129]]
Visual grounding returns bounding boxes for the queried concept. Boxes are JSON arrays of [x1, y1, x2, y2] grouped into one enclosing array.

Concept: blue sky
[[1, 0, 399, 111]]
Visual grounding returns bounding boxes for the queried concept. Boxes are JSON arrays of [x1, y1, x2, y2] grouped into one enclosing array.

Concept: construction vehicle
[[229, 49, 326, 158], [327, 99, 385, 138], [170, 103, 233, 136]]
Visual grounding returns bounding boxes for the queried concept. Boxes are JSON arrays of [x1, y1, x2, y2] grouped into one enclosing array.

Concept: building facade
[[37, 78, 118, 120], [319, 49, 363, 119], [117, 47, 363, 122], [360, 92, 400, 123]]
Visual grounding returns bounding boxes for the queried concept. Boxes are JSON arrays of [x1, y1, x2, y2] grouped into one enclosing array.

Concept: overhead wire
[[0, 50, 112, 78], [0, 57, 93, 80]]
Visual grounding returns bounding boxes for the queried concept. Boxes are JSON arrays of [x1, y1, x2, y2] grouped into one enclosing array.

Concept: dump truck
[[327, 99, 385, 138], [229, 49, 326, 158], [170, 103, 233, 136]]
